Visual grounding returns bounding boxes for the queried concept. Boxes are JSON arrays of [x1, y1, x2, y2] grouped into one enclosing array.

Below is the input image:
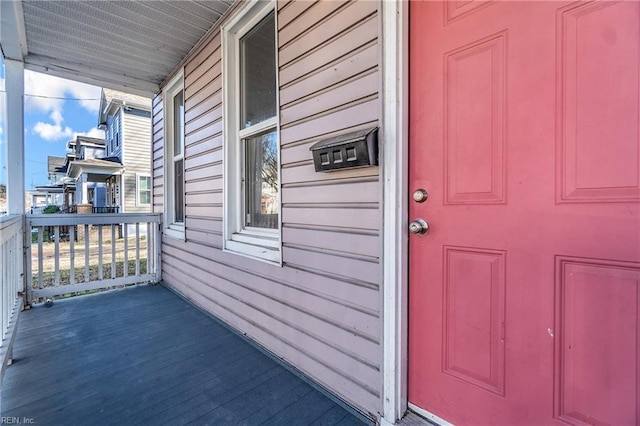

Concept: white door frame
[[380, 1, 409, 424]]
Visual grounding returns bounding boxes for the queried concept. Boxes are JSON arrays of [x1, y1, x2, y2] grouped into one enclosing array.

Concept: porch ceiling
[[1, 0, 233, 96]]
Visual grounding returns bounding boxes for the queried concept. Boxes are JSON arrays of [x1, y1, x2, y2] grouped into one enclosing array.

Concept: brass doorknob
[[409, 219, 429, 235]]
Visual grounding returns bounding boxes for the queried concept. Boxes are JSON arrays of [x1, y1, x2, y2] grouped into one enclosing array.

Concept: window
[[163, 71, 185, 238], [223, 0, 280, 263], [137, 175, 151, 206]]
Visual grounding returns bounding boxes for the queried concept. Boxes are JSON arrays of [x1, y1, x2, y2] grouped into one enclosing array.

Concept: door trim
[[381, 1, 409, 424]]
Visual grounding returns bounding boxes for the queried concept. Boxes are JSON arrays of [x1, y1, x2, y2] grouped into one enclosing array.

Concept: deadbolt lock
[[413, 189, 428, 203]]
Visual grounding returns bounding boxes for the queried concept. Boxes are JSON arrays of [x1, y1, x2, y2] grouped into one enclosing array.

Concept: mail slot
[[309, 127, 378, 172]]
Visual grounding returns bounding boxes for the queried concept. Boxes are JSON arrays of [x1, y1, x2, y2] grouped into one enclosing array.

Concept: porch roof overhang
[[33, 184, 64, 194], [1, 0, 234, 97], [67, 159, 124, 181]]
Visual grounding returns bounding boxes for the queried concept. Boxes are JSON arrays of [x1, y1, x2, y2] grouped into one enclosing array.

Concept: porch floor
[[1, 285, 370, 426]]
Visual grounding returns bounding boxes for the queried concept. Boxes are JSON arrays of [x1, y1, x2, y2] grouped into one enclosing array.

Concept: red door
[[408, 1, 640, 425]]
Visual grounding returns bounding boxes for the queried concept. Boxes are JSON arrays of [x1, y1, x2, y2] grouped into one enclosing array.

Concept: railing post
[[23, 215, 32, 308]]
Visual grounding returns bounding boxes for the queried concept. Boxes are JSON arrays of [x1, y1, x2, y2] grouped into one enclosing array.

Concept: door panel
[[408, 1, 640, 425]]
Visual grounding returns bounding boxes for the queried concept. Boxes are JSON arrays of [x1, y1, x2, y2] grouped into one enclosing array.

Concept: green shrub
[[43, 205, 61, 214]]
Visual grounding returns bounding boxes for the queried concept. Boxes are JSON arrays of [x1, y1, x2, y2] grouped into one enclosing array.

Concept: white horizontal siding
[[123, 112, 152, 213], [152, 95, 164, 215]]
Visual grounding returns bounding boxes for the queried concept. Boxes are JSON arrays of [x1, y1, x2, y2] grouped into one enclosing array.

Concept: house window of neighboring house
[[163, 71, 185, 238], [106, 176, 119, 207], [137, 175, 151, 206], [222, 0, 280, 263], [115, 132, 119, 148]]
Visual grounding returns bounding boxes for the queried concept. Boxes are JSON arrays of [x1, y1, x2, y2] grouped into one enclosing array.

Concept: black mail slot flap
[[309, 127, 378, 172]]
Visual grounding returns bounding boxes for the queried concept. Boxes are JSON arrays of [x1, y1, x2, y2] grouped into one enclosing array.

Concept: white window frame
[[163, 70, 186, 240], [222, 0, 282, 264], [136, 173, 152, 206]]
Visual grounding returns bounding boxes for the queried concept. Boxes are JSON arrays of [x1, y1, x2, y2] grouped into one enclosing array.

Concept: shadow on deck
[[1, 285, 371, 426]]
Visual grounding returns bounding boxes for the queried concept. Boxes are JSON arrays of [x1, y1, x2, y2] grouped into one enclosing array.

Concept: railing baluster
[[123, 225, 129, 278], [84, 224, 90, 282], [4, 238, 8, 334], [1, 242, 5, 336], [146, 222, 151, 275], [135, 223, 140, 277], [37, 228, 43, 289], [54, 225, 60, 286], [155, 219, 162, 283], [111, 225, 116, 279], [25, 218, 33, 305], [69, 226, 75, 285], [98, 225, 103, 281]]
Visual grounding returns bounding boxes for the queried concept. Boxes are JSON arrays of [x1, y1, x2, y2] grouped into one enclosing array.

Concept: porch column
[[80, 174, 88, 204], [5, 59, 25, 215]]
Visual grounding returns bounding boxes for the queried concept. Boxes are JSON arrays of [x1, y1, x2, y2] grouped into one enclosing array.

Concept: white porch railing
[[0, 215, 24, 382], [25, 213, 161, 304]]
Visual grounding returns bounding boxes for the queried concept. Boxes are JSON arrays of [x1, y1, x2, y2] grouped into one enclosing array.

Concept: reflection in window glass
[[174, 161, 184, 222], [244, 130, 278, 229]]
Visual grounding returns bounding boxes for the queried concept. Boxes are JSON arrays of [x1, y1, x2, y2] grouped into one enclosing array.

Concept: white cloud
[[50, 109, 64, 126], [24, 70, 101, 115], [1, 71, 103, 144], [33, 121, 75, 141], [33, 120, 104, 142], [24, 71, 103, 142], [75, 127, 105, 139]]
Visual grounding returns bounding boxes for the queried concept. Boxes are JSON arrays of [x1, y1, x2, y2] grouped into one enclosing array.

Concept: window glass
[[244, 129, 278, 229], [138, 176, 151, 205], [174, 161, 184, 222], [240, 11, 276, 129], [173, 91, 184, 156]]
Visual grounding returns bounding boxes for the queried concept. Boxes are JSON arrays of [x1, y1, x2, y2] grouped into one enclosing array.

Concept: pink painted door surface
[[408, 1, 640, 425]]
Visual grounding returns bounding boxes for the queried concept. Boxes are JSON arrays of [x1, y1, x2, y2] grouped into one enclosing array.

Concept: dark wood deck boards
[[1, 284, 371, 426]]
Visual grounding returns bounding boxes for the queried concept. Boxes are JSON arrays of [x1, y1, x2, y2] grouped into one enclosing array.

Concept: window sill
[[164, 224, 185, 241], [225, 238, 281, 265]]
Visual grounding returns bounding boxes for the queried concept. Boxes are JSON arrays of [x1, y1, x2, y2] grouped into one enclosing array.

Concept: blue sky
[[0, 60, 104, 189]]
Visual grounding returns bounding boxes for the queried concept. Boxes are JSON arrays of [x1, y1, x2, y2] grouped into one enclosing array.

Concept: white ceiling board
[[1, 0, 233, 96]]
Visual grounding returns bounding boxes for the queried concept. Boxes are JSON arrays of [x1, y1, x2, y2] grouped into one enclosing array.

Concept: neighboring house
[[65, 136, 114, 210], [31, 90, 151, 216], [33, 156, 67, 208], [0, 183, 5, 214], [47, 156, 66, 186], [64, 91, 152, 214], [3, 1, 639, 425], [98, 89, 152, 214]]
